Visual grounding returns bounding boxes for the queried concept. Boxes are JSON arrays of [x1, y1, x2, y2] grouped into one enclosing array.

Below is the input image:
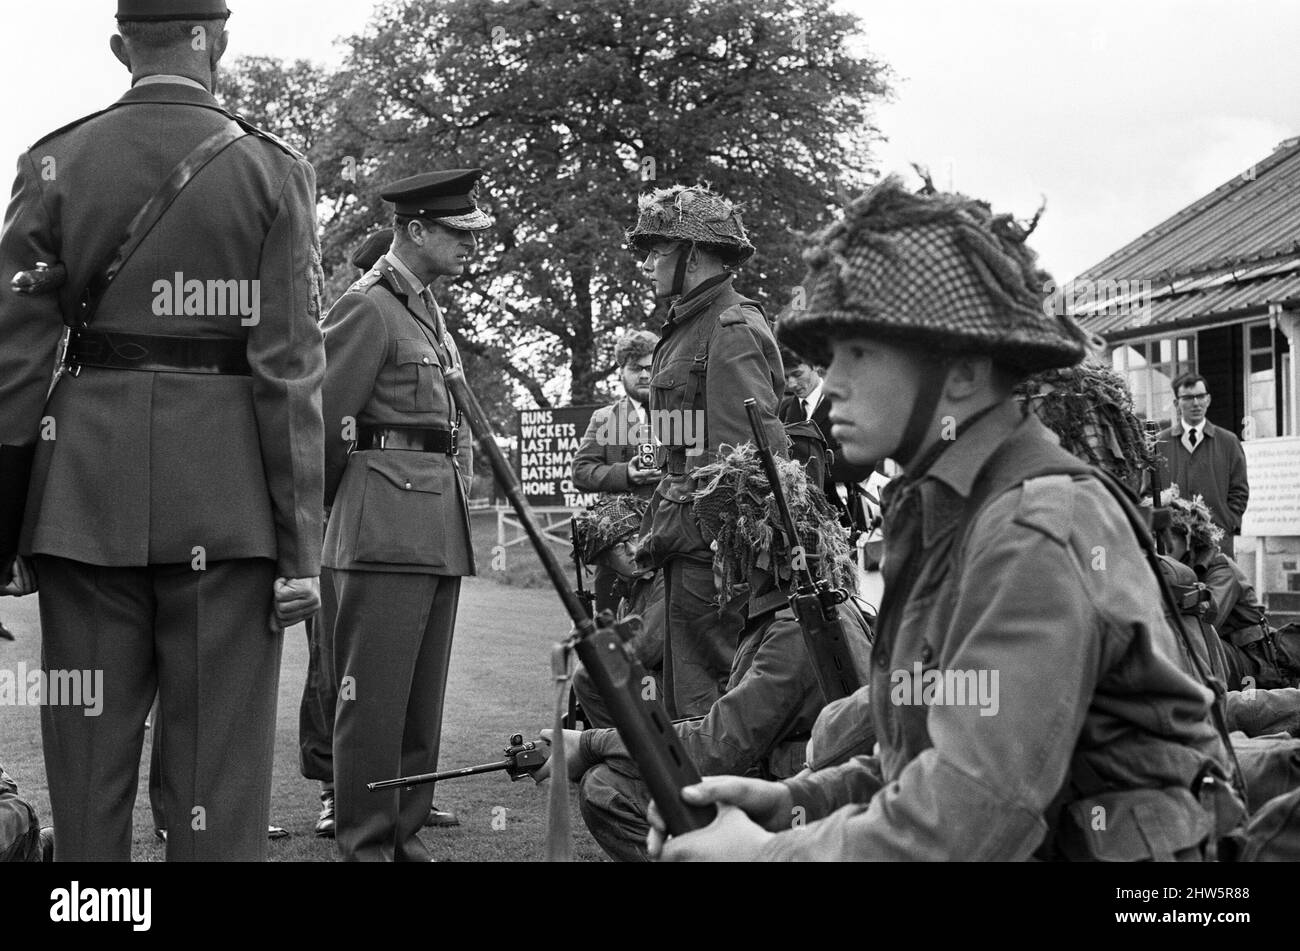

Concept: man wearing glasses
[[1158, 372, 1249, 557]]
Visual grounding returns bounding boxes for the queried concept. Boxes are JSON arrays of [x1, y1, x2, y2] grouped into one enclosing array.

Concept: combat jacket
[[580, 594, 873, 780], [571, 396, 655, 499], [320, 254, 474, 576], [642, 275, 786, 566], [757, 401, 1228, 861], [0, 82, 325, 576]]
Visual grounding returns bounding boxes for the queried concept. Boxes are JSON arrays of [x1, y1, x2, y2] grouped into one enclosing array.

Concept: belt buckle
[[376, 429, 388, 450], [450, 424, 459, 456], [58, 329, 81, 378]]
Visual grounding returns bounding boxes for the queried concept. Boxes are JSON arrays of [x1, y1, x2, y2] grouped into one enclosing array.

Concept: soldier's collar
[[665, 273, 733, 326]]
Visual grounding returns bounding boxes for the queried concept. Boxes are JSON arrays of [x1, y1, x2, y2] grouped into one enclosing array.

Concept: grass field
[[0, 510, 604, 862]]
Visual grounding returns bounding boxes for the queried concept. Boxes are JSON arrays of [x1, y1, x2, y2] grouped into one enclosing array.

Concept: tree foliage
[[222, 0, 891, 422]]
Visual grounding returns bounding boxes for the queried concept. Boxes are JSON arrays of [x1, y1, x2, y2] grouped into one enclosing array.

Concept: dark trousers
[[662, 556, 741, 717], [331, 569, 460, 862], [578, 762, 652, 862], [35, 555, 280, 862], [299, 566, 337, 786]]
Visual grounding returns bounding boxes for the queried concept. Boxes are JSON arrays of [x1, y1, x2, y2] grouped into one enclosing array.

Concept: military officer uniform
[[321, 172, 487, 862], [0, 0, 325, 862]]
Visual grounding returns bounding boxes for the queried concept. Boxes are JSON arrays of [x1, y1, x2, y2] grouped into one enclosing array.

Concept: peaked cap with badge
[[383, 169, 494, 232]]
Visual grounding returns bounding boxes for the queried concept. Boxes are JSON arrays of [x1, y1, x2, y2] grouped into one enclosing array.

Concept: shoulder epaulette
[[227, 111, 304, 160], [719, 298, 766, 326], [29, 106, 117, 150], [347, 270, 384, 294]]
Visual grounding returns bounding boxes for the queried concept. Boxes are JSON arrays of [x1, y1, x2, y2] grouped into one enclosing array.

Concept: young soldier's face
[[640, 240, 685, 298], [822, 337, 926, 466]]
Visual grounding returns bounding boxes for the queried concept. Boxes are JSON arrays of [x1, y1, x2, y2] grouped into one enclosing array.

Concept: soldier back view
[[0, 0, 325, 861]]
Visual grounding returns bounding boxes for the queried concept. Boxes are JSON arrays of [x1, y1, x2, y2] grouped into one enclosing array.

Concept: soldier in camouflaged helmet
[[647, 175, 1233, 863], [626, 184, 787, 720]]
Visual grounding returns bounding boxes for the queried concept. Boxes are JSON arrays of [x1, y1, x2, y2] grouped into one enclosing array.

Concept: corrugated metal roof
[[1068, 135, 1300, 338]]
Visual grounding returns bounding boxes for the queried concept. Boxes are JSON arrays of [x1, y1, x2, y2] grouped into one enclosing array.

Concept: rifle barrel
[[445, 369, 593, 631], [367, 759, 509, 791], [744, 398, 813, 588]]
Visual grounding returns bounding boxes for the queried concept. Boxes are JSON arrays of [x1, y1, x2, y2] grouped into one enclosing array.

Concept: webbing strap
[[544, 643, 574, 862]]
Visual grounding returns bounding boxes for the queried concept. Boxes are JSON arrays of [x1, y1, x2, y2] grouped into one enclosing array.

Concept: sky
[[0, 0, 1297, 280]]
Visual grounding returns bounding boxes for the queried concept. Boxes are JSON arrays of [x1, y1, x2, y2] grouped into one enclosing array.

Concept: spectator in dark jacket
[[1157, 373, 1249, 556]]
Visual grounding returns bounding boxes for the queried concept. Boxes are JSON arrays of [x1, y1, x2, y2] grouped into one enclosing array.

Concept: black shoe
[[315, 793, 336, 838], [0, 620, 13, 641], [39, 827, 54, 862], [268, 825, 289, 840], [424, 804, 460, 828], [154, 828, 167, 843]]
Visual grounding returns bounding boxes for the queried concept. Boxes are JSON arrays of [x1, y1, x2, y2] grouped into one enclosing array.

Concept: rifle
[[563, 516, 595, 730], [745, 397, 861, 703], [444, 368, 715, 837], [369, 733, 548, 790]]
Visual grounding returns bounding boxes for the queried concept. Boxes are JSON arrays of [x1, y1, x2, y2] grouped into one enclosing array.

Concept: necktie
[[1188, 428, 1198, 448]]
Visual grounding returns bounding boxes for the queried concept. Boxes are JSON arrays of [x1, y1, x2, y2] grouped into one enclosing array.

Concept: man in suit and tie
[[0, 0, 325, 861], [777, 348, 874, 532], [1157, 372, 1250, 557], [320, 170, 488, 861]]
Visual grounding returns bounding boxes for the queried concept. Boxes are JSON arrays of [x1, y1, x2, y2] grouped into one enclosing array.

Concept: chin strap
[[892, 356, 951, 469], [668, 241, 696, 299]]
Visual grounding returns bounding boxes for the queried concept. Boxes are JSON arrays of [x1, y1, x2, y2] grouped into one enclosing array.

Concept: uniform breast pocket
[[395, 338, 442, 413], [354, 459, 447, 566]]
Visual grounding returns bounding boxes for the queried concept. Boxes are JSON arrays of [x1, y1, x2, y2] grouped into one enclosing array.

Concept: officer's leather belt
[[64, 329, 251, 375], [356, 425, 457, 455]]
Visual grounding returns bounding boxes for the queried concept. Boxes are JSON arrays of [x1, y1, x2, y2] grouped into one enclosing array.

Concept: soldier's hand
[[646, 775, 794, 859], [647, 803, 774, 862], [536, 728, 588, 782], [1, 555, 37, 597], [626, 457, 664, 485], [271, 576, 320, 630]]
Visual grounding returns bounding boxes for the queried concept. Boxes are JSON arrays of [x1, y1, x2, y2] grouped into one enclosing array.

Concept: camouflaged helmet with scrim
[[1165, 487, 1226, 553], [1017, 362, 1155, 494], [627, 184, 756, 266], [777, 175, 1098, 373], [691, 443, 856, 598], [572, 495, 649, 565]]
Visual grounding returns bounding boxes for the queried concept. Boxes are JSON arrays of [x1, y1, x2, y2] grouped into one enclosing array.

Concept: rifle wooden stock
[[745, 398, 861, 703], [443, 369, 715, 835]]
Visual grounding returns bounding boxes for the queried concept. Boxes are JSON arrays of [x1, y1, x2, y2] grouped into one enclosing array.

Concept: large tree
[[227, 0, 891, 419]]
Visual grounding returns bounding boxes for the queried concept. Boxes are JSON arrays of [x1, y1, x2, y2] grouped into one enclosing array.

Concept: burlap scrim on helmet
[[1164, 486, 1226, 552], [692, 443, 856, 598], [1018, 362, 1155, 493], [778, 175, 1097, 372], [627, 185, 756, 263], [572, 495, 648, 565]]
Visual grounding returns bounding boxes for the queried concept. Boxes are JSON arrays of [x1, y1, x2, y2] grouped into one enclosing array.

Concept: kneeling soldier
[[548, 445, 872, 861], [321, 170, 490, 861]]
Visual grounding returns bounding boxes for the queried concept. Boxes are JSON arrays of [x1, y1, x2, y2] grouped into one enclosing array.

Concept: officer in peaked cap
[[320, 168, 491, 861], [0, 0, 324, 861]]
